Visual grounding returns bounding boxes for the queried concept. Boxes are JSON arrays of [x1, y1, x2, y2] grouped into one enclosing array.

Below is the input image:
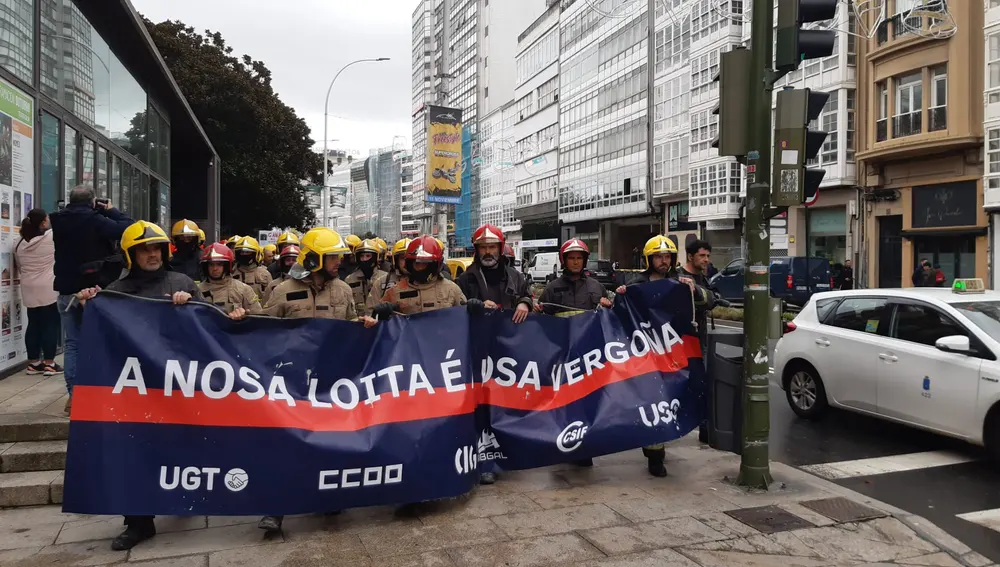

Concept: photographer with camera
[[50, 186, 133, 413]]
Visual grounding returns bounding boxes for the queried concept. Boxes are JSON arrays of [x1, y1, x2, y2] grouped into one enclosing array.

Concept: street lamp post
[[322, 57, 390, 228]]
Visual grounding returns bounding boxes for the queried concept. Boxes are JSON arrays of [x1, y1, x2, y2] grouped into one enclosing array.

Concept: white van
[[526, 252, 560, 284]]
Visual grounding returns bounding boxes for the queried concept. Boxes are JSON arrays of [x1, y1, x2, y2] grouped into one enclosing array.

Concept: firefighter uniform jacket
[[263, 277, 358, 320], [233, 264, 272, 299], [261, 273, 290, 307], [381, 277, 466, 315], [198, 277, 262, 315], [344, 268, 386, 318], [538, 273, 610, 315], [368, 270, 400, 309]]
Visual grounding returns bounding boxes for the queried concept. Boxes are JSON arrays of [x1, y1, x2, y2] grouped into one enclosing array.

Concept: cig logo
[[455, 444, 478, 475]]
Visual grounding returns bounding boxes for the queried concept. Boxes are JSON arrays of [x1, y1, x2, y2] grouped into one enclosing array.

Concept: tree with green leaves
[[143, 19, 322, 234]]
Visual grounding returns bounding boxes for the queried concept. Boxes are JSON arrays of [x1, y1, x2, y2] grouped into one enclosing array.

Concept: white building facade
[[986, 1, 1000, 287], [411, 0, 435, 234]]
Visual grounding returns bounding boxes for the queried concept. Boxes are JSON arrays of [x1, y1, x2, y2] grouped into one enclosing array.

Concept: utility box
[[706, 329, 743, 455]]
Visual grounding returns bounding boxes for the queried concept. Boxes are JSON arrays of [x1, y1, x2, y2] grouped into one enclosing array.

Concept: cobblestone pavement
[[0, 434, 995, 567]]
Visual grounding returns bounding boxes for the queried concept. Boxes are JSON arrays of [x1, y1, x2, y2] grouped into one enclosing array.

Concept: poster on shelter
[[0, 78, 33, 370], [426, 105, 463, 205]]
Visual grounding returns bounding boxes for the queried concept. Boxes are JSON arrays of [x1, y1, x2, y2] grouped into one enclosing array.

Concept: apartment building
[[411, 1, 435, 234], [478, 102, 519, 250], [985, 2, 1000, 287], [857, 1, 983, 288], [401, 153, 418, 236], [556, 0, 660, 264], [511, 4, 562, 263]]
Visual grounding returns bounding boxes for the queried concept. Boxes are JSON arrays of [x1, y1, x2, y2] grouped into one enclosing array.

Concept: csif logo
[[639, 399, 682, 429], [160, 466, 248, 492], [455, 444, 478, 475], [557, 421, 589, 453], [478, 429, 506, 462]]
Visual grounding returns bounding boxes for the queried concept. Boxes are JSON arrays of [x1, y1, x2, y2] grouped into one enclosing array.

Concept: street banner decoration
[[63, 280, 705, 516], [425, 105, 463, 205]]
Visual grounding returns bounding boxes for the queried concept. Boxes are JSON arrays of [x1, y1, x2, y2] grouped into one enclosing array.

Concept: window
[[990, 33, 1000, 104], [988, 130, 1000, 191], [484, 26, 488, 37], [97, 147, 108, 199], [815, 298, 841, 323], [0, 0, 33, 84], [891, 303, 966, 347], [929, 66, 946, 132], [484, 87, 488, 98], [892, 0, 922, 38], [825, 298, 889, 334], [847, 15, 857, 66], [537, 77, 558, 109], [63, 125, 78, 203], [876, 81, 888, 142], [40, 112, 60, 213], [819, 94, 838, 164], [893, 72, 922, 138], [846, 90, 856, 161]]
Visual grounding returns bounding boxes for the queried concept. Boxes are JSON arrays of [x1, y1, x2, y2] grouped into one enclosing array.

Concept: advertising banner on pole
[[63, 280, 704, 516], [0, 77, 32, 372], [425, 106, 463, 205]]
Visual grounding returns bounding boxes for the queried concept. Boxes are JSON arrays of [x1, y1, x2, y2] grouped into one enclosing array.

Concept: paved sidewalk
[[0, 433, 995, 567]]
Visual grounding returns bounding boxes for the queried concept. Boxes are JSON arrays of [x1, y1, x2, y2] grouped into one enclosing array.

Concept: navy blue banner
[[63, 279, 705, 516]]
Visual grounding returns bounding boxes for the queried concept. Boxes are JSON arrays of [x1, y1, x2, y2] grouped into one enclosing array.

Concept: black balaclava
[[235, 249, 256, 267], [407, 261, 435, 284], [357, 252, 377, 279]]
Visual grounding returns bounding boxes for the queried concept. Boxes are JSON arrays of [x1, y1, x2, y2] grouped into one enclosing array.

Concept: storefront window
[[40, 112, 60, 212], [82, 137, 94, 188], [97, 146, 107, 198], [111, 154, 120, 206], [63, 124, 77, 203], [119, 161, 130, 214], [806, 207, 847, 264], [160, 119, 170, 181], [914, 236, 976, 286], [0, 0, 34, 85], [39, 1, 148, 161]]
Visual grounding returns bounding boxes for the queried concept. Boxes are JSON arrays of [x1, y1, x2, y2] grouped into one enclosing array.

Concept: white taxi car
[[773, 279, 1000, 458]]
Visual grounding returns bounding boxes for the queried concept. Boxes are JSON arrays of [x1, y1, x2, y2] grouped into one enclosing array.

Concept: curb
[[768, 461, 994, 567]]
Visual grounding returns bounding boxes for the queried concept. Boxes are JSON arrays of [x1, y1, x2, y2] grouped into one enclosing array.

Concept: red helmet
[[472, 224, 505, 248], [200, 242, 234, 277], [405, 235, 444, 283], [559, 239, 590, 266], [279, 244, 300, 260], [503, 244, 515, 261]]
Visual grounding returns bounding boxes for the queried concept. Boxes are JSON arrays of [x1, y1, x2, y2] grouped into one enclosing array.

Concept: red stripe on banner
[[71, 337, 701, 432]]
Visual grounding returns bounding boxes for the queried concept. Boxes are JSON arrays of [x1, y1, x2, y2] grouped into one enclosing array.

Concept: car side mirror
[[935, 335, 974, 355]]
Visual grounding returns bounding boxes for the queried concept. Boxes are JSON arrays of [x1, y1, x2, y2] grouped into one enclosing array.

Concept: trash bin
[[706, 329, 743, 455]]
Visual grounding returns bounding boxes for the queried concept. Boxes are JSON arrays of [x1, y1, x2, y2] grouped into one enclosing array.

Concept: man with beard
[[231, 236, 272, 299], [198, 243, 262, 315], [262, 244, 299, 305], [168, 219, 202, 282], [344, 239, 385, 317], [75, 221, 244, 551], [614, 235, 707, 478]]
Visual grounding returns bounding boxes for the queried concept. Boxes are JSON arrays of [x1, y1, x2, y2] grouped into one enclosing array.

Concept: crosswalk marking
[[957, 508, 1000, 532], [800, 451, 976, 480]]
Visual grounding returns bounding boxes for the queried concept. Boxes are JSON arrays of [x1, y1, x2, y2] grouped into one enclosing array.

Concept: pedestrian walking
[[14, 208, 61, 377], [49, 186, 132, 413]]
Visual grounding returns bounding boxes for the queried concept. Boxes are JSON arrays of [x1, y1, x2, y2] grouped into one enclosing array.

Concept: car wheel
[[785, 363, 828, 419]]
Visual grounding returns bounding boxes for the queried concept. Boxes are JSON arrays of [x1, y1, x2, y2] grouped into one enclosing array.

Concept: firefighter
[[368, 237, 410, 309], [198, 243, 262, 316], [74, 221, 242, 551], [340, 234, 362, 279], [168, 219, 202, 282], [375, 237, 392, 273], [225, 235, 241, 250], [612, 235, 691, 478], [197, 229, 206, 249], [344, 239, 385, 317], [262, 244, 299, 305], [231, 236, 272, 299], [534, 238, 611, 468], [457, 223, 532, 324], [374, 236, 467, 317], [262, 243, 277, 267], [503, 244, 517, 269], [269, 232, 300, 279], [258, 228, 377, 532]]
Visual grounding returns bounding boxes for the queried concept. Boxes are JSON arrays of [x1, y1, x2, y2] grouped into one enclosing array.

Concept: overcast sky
[[132, 0, 414, 156]]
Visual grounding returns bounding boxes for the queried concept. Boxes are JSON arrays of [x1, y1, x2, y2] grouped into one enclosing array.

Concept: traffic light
[[771, 88, 829, 207], [776, 0, 838, 73], [711, 47, 752, 159]]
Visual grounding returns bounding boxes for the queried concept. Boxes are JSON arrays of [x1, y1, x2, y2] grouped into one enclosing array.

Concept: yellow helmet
[[297, 228, 351, 273], [345, 234, 362, 253], [121, 221, 171, 271], [197, 229, 206, 245], [392, 238, 412, 256], [171, 219, 200, 240], [225, 235, 241, 249], [234, 236, 263, 264], [355, 238, 380, 256], [374, 238, 388, 253], [277, 231, 300, 248], [434, 238, 445, 254], [643, 235, 678, 268], [263, 243, 277, 255]]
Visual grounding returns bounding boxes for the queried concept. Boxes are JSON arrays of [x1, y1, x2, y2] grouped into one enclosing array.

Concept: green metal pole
[[737, 0, 775, 489]]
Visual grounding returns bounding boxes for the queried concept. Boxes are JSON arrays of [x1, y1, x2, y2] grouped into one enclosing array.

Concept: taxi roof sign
[[952, 278, 986, 294]]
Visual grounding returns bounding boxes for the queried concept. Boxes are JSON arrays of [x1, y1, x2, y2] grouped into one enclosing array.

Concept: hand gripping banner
[[63, 279, 705, 516]]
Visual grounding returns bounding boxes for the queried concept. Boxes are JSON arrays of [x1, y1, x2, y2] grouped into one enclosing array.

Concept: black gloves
[[373, 303, 397, 319], [466, 298, 485, 316]]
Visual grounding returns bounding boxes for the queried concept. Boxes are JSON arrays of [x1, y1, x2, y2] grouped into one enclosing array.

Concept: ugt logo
[[639, 400, 681, 428]]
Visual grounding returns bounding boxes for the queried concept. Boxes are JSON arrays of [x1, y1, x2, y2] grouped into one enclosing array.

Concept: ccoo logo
[[557, 421, 589, 453]]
